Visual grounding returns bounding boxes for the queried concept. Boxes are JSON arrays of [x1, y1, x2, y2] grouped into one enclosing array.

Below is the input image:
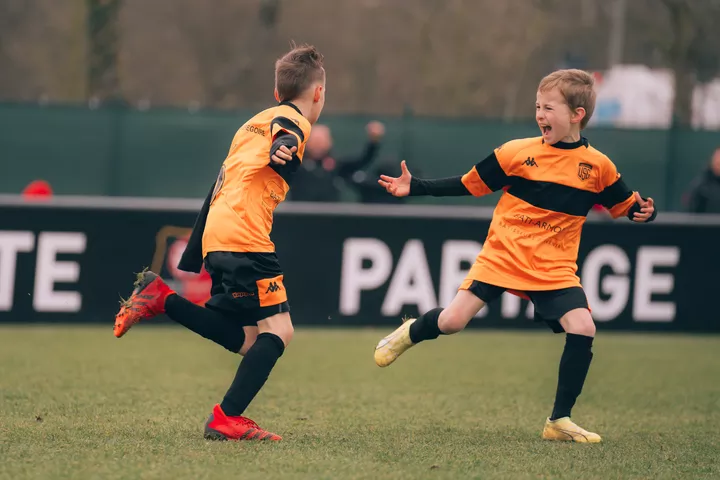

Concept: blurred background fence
[[1, 103, 719, 211]]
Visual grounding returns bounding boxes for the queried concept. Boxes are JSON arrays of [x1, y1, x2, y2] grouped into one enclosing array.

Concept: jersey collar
[[542, 137, 589, 149], [279, 100, 303, 116]]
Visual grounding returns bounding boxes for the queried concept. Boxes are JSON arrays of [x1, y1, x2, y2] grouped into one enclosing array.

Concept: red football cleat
[[114, 270, 175, 338], [204, 404, 282, 441]]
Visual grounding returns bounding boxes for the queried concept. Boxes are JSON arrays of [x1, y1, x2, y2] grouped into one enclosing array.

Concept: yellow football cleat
[[542, 417, 602, 443], [374, 318, 416, 367]]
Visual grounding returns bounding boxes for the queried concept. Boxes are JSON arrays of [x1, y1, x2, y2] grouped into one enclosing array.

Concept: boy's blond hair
[[538, 69, 596, 129]]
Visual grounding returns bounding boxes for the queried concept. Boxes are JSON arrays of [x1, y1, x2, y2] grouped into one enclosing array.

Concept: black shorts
[[203, 251, 290, 326], [464, 280, 589, 334]]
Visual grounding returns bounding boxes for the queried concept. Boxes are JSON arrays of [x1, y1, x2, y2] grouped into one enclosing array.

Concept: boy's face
[[536, 88, 583, 144]]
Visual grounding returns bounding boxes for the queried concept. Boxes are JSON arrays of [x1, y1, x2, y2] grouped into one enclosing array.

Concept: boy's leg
[[205, 308, 291, 442], [374, 281, 504, 367], [552, 308, 596, 422], [201, 252, 291, 441], [165, 293, 255, 354], [530, 288, 601, 443], [219, 311, 292, 418], [114, 270, 252, 354]]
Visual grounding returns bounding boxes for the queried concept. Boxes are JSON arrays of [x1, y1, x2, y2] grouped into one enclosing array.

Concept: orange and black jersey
[[410, 136, 656, 290], [202, 101, 312, 256], [177, 102, 311, 273]]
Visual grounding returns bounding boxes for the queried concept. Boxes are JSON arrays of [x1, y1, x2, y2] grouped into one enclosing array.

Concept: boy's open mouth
[[541, 125, 552, 134]]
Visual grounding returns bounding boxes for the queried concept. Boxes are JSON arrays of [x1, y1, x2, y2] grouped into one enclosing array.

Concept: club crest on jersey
[[578, 162, 593, 181]]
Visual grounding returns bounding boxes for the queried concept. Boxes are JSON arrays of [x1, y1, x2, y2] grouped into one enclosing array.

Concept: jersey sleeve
[[270, 108, 312, 160], [596, 158, 637, 218], [460, 138, 532, 196], [270, 117, 306, 143]]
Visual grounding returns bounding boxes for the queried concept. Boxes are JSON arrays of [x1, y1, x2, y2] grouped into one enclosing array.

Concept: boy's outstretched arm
[[597, 166, 657, 223], [379, 151, 510, 198]]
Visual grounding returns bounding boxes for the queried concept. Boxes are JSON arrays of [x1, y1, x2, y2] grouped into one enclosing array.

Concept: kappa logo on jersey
[[265, 281, 281, 294], [578, 162, 593, 181], [523, 157, 538, 167]]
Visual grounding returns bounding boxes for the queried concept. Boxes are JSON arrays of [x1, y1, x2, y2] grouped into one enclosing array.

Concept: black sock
[[408, 307, 444, 344], [550, 333, 594, 420], [164, 294, 245, 353], [220, 332, 285, 417]]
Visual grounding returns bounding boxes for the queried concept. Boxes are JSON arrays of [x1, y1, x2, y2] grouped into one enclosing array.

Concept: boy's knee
[[277, 324, 294, 346], [258, 312, 294, 347], [267, 324, 293, 347], [438, 309, 469, 334], [560, 309, 596, 337]]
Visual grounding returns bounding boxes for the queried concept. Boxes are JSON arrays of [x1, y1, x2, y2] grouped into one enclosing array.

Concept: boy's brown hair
[[275, 43, 325, 102], [538, 69, 596, 129]]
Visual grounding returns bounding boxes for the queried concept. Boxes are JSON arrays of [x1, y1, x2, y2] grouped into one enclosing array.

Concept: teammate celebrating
[[374, 69, 656, 443]]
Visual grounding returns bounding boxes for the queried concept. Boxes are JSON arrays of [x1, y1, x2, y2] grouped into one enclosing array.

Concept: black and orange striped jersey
[[202, 101, 312, 256], [455, 136, 638, 291]]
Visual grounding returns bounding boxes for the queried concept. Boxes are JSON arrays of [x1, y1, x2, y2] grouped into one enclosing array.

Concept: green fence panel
[[0, 104, 114, 195], [0, 103, 718, 211]]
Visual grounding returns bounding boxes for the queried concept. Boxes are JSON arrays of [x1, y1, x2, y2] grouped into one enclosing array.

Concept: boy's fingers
[[290, 146, 298, 153], [634, 191, 645, 205], [271, 155, 286, 165], [401, 160, 410, 175], [379, 175, 395, 182]]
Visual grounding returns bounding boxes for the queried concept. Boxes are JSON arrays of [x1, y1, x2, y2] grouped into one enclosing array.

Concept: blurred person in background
[[289, 121, 385, 202], [686, 147, 720, 214]]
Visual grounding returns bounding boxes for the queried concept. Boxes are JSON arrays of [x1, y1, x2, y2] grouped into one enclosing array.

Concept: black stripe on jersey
[[475, 152, 510, 191], [597, 177, 633, 209], [271, 116, 305, 143], [506, 177, 597, 217]]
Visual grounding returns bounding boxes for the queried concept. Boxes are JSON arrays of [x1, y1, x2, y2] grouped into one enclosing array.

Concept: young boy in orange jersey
[[374, 69, 656, 443], [112, 44, 326, 442]]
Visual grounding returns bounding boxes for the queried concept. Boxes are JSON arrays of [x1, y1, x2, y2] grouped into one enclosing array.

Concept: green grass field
[[1, 326, 719, 479]]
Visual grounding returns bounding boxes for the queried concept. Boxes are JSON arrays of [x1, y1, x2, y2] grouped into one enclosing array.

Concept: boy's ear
[[572, 107, 586, 125], [274, 88, 280, 103], [313, 85, 322, 103]]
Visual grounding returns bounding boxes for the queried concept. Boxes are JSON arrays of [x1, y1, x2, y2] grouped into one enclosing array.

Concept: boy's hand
[[632, 192, 655, 222], [378, 160, 412, 197], [270, 145, 297, 166]]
